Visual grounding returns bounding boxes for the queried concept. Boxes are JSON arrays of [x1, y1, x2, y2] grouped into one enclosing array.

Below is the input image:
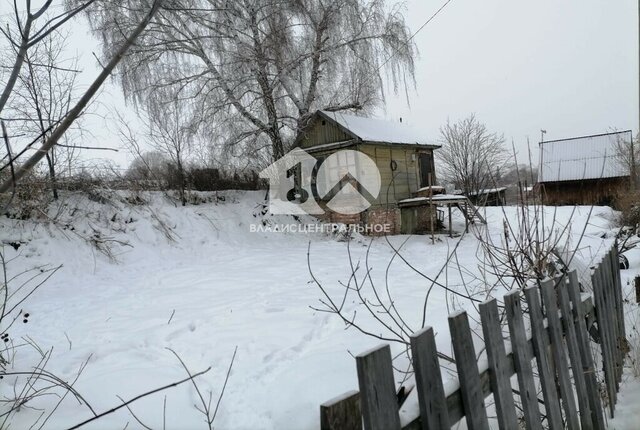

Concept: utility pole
[[636, 0, 639, 189], [626, 0, 637, 190]]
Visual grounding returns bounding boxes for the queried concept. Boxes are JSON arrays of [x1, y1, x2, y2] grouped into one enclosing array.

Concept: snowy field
[[0, 190, 639, 429]]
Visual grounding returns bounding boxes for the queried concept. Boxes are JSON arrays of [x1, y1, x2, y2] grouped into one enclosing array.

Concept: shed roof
[[318, 110, 438, 147], [539, 131, 632, 183]]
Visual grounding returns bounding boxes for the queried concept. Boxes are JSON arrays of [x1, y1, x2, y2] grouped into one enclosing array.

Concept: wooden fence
[[320, 245, 627, 430]]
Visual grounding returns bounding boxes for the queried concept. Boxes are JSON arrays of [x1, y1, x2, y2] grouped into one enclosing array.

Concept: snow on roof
[[539, 131, 632, 183], [467, 187, 507, 196], [320, 110, 437, 147], [417, 185, 445, 192]]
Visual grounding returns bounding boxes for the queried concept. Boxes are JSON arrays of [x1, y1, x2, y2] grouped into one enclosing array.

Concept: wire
[[377, 0, 454, 76], [330, 0, 454, 127]]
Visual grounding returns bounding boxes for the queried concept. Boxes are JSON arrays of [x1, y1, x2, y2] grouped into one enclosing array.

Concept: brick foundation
[[315, 205, 440, 236], [318, 211, 362, 225], [364, 207, 401, 236]]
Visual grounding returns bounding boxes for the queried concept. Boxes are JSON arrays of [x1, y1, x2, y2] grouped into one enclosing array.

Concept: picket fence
[[320, 244, 626, 430]]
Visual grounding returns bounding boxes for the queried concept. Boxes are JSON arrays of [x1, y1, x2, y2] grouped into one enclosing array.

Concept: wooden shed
[[294, 110, 441, 234], [466, 187, 507, 206], [538, 131, 632, 207]]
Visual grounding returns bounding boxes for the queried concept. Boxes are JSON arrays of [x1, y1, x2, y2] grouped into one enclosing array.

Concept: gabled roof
[[539, 130, 632, 183], [317, 110, 438, 148]]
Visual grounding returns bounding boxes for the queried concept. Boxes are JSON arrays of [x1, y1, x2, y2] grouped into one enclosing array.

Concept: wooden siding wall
[[307, 144, 431, 207], [299, 119, 351, 148], [541, 177, 628, 207], [358, 145, 424, 206]]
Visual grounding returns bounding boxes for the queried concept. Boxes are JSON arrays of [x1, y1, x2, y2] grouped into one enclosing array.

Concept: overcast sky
[[1, 0, 637, 169], [385, 0, 638, 164]]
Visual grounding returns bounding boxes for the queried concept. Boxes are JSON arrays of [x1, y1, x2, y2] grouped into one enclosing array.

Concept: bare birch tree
[[0, 0, 163, 193], [437, 114, 507, 196], [9, 30, 83, 199], [82, 0, 417, 163]]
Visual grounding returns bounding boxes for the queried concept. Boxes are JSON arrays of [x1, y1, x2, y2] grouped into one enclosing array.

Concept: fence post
[[523, 286, 564, 430], [479, 298, 519, 430], [557, 274, 593, 430], [567, 271, 607, 429], [448, 311, 490, 430], [356, 344, 401, 430], [592, 261, 617, 417], [320, 391, 361, 430], [410, 326, 450, 430], [504, 290, 544, 430], [609, 246, 627, 380], [602, 252, 622, 385], [540, 279, 579, 430]]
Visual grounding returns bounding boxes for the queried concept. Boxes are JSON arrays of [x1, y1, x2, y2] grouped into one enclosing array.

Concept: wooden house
[[538, 131, 632, 207], [294, 110, 443, 234]]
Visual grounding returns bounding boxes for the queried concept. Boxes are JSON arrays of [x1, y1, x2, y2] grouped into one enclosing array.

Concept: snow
[[0, 191, 638, 429], [320, 110, 438, 147], [417, 186, 446, 192], [467, 187, 507, 196], [398, 195, 468, 205], [609, 376, 640, 429]]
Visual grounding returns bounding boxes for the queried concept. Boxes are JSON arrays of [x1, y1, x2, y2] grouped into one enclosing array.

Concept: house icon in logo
[[260, 148, 381, 216]]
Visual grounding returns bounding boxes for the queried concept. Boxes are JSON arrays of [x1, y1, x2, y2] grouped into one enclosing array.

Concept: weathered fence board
[[524, 286, 564, 430], [592, 262, 617, 416], [607, 250, 625, 384], [611, 246, 627, 352], [611, 242, 628, 365], [448, 311, 490, 430], [479, 298, 519, 430], [556, 275, 593, 430], [356, 344, 401, 430], [540, 279, 580, 430], [504, 290, 544, 430], [567, 270, 607, 430], [409, 326, 450, 430], [602, 253, 622, 386], [320, 391, 361, 430]]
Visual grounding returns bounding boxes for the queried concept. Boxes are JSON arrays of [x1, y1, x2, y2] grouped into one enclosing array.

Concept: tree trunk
[[177, 158, 186, 206], [45, 152, 58, 200]]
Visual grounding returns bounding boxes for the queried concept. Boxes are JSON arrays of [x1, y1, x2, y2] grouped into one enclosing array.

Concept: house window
[[419, 152, 434, 187]]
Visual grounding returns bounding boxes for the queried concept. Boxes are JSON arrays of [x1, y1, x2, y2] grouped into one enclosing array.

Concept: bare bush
[[614, 189, 640, 233]]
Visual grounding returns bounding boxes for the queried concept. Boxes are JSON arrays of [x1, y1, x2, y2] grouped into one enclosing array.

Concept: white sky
[[384, 0, 638, 164], [1, 0, 638, 169]]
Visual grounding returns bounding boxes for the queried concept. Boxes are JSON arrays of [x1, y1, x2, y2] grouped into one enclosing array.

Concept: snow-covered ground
[[0, 190, 638, 429]]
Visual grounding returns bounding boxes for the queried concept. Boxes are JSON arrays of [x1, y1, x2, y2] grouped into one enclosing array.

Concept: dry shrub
[[614, 190, 640, 230], [188, 168, 262, 191]]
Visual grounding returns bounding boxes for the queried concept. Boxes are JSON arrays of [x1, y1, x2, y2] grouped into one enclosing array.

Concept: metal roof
[[539, 131, 632, 183], [320, 111, 439, 147]]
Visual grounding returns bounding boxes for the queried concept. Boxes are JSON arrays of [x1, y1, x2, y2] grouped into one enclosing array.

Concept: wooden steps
[[455, 199, 486, 225]]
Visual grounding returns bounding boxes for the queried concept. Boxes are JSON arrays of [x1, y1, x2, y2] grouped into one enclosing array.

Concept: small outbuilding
[[538, 130, 633, 207], [466, 187, 507, 206], [295, 110, 441, 234]]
